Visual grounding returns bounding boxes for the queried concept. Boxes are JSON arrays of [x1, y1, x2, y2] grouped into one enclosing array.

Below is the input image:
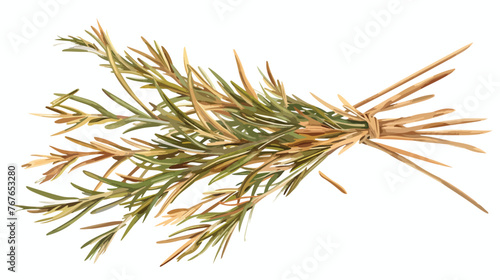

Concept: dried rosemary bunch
[[21, 23, 489, 266]]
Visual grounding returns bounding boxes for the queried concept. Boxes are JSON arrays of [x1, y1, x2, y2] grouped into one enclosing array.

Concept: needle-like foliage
[[20, 23, 489, 266]]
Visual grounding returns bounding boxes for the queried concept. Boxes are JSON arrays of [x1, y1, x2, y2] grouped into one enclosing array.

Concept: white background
[[1, 0, 500, 279]]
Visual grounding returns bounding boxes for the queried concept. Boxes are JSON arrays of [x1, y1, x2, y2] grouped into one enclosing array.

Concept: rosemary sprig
[[21, 23, 489, 266]]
